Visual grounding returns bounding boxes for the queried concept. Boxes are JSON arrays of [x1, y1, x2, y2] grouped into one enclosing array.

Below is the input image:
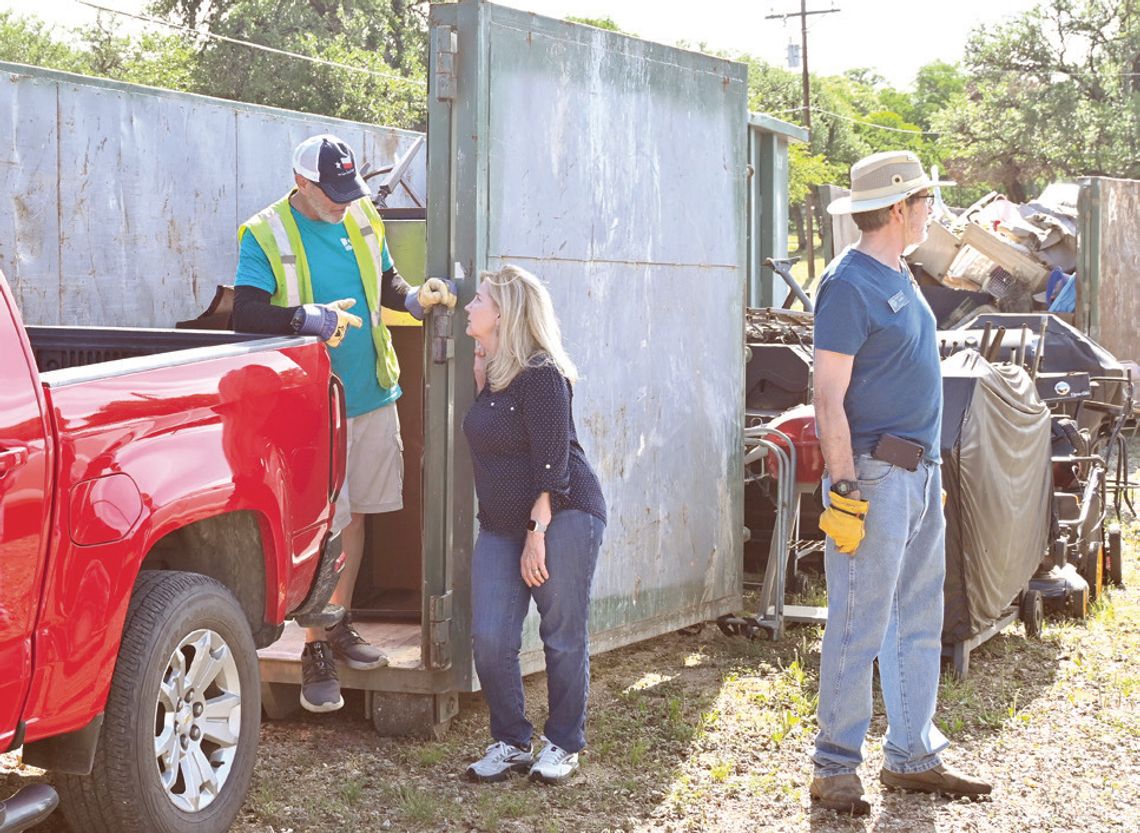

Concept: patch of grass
[[939, 671, 977, 707], [476, 789, 534, 829], [937, 714, 966, 736], [788, 574, 829, 607], [395, 784, 438, 824], [709, 759, 732, 782], [338, 776, 364, 806], [627, 737, 650, 767], [413, 742, 447, 767], [247, 779, 289, 823]]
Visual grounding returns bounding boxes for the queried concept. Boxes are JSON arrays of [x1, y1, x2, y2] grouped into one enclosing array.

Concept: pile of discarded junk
[[723, 192, 1137, 679]]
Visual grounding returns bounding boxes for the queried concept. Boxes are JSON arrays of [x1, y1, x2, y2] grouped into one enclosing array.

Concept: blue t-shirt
[[235, 204, 399, 418], [813, 247, 942, 463]]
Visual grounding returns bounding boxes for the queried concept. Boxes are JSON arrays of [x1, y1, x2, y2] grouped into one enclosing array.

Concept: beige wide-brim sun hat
[[827, 150, 955, 215]]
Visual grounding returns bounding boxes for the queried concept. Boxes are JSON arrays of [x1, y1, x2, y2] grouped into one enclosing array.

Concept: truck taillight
[[329, 375, 348, 503]]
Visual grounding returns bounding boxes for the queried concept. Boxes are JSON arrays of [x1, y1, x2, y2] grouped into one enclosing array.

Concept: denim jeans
[[813, 455, 949, 776], [471, 509, 605, 753]]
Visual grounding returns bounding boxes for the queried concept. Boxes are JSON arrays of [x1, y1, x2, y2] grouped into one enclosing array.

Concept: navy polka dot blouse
[[463, 359, 607, 535]]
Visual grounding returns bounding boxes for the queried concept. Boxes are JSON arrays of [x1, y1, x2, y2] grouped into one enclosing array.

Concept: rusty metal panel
[[429, 1, 747, 690], [0, 69, 60, 322], [1078, 176, 1140, 365], [0, 61, 424, 328]]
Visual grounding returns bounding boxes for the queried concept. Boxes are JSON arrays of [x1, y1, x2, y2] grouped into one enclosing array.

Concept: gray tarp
[[941, 351, 1052, 642]]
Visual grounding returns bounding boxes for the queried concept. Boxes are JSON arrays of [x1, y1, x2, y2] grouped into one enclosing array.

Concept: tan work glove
[[324, 298, 363, 348], [819, 491, 869, 555], [417, 277, 457, 311]]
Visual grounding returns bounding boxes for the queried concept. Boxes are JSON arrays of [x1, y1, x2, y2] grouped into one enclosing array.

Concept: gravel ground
[[5, 437, 1138, 833]]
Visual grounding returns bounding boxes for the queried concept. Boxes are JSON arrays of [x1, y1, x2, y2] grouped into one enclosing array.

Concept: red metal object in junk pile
[[764, 404, 825, 486]]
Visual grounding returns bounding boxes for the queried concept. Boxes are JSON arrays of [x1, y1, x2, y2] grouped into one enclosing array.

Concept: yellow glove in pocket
[[819, 491, 869, 554], [417, 277, 457, 311]]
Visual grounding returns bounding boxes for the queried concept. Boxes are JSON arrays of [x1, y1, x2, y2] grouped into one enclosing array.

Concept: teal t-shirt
[[235, 204, 400, 417]]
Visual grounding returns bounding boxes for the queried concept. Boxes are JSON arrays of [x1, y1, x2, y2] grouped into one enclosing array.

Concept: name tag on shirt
[[888, 290, 909, 313]]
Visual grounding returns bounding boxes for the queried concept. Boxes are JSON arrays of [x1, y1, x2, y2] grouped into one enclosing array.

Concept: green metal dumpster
[[264, 0, 747, 733], [0, 8, 749, 737]]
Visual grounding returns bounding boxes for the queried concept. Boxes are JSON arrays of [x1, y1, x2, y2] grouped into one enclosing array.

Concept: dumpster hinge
[[428, 591, 453, 669], [433, 27, 458, 102]]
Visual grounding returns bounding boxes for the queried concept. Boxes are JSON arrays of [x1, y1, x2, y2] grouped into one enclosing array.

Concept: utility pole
[[765, 2, 840, 288]]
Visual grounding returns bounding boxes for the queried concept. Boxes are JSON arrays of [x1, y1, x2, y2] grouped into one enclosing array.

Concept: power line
[[812, 107, 941, 136], [74, 0, 427, 87]]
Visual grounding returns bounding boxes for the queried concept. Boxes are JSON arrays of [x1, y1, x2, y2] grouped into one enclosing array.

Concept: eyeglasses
[[908, 192, 936, 208]]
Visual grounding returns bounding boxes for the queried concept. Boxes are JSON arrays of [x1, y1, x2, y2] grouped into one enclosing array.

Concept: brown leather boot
[[880, 764, 992, 798], [809, 773, 871, 815]]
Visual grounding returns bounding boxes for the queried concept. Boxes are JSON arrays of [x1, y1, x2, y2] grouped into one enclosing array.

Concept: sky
[[4, 0, 1043, 89]]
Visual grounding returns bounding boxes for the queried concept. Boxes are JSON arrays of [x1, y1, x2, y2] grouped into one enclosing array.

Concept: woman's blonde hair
[[481, 264, 578, 392]]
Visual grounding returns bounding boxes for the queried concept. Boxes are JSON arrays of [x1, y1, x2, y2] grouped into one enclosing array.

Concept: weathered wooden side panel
[[0, 61, 425, 327]]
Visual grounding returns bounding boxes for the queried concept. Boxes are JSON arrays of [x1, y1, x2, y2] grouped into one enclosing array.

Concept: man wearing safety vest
[[232, 134, 455, 713]]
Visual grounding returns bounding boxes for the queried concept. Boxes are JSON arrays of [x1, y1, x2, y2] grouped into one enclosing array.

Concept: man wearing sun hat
[[808, 151, 992, 813], [231, 134, 455, 713]]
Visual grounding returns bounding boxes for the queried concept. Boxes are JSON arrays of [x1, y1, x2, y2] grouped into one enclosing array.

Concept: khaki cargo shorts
[[332, 403, 404, 534]]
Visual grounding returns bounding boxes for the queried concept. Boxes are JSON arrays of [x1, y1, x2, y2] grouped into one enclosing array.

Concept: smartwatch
[[832, 479, 860, 497], [526, 518, 548, 534]]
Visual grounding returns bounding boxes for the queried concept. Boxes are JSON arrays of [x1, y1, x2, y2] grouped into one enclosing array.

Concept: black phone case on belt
[[872, 434, 924, 471]]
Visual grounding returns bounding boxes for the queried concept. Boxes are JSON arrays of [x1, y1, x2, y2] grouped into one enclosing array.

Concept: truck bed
[[26, 326, 306, 387]]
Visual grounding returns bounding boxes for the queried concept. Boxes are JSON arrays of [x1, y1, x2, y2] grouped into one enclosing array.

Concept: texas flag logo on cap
[[293, 134, 370, 205]]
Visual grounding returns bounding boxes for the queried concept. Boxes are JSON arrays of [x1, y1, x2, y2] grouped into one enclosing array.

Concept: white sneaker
[[465, 741, 534, 783], [528, 737, 579, 784]]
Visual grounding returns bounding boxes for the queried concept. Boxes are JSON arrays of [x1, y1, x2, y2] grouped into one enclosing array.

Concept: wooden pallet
[[258, 620, 422, 670]]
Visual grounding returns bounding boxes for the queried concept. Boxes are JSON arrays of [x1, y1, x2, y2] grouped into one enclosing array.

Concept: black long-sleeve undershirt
[[231, 267, 413, 335]]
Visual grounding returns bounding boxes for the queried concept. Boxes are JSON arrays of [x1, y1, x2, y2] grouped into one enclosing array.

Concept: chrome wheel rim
[[153, 628, 242, 812]]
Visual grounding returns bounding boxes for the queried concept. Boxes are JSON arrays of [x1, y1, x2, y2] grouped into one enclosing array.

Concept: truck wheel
[[57, 571, 260, 833]]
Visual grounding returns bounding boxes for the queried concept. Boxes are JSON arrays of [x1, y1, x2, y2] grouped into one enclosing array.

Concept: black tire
[[57, 571, 261, 833], [1106, 524, 1124, 587], [1079, 544, 1104, 605], [1071, 584, 1090, 620], [1020, 590, 1044, 639]]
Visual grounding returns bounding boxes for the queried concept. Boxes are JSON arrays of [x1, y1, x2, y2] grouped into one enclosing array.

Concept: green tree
[[0, 11, 88, 73], [740, 56, 872, 170], [933, 0, 1139, 199], [911, 60, 965, 129], [788, 142, 844, 205], [146, 0, 430, 129], [565, 16, 629, 34], [855, 110, 925, 157]]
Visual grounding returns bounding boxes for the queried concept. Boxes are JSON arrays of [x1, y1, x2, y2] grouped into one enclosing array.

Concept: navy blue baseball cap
[[292, 134, 370, 204]]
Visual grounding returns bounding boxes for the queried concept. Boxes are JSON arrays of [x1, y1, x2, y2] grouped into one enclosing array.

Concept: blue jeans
[[813, 455, 949, 776], [471, 509, 605, 753]]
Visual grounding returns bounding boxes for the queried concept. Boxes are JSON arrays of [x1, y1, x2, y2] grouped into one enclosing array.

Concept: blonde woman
[[461, 265, 607, 785]]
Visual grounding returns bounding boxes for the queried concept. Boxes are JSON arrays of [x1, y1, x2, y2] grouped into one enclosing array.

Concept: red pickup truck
[[0, 268, 346, 833]]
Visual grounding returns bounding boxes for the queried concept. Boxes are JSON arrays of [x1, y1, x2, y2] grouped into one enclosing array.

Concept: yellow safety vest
[[238, 192, 400, 389]]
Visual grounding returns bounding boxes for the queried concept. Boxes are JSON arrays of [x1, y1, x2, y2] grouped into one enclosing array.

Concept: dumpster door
[[429, 0, 747, 690]]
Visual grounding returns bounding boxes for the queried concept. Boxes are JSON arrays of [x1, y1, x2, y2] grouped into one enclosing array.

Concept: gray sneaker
[[300, 641, 344, 713], [529, 737, 579, 785], [465, 741, 534, 783], [327, 614, 389, 671]]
